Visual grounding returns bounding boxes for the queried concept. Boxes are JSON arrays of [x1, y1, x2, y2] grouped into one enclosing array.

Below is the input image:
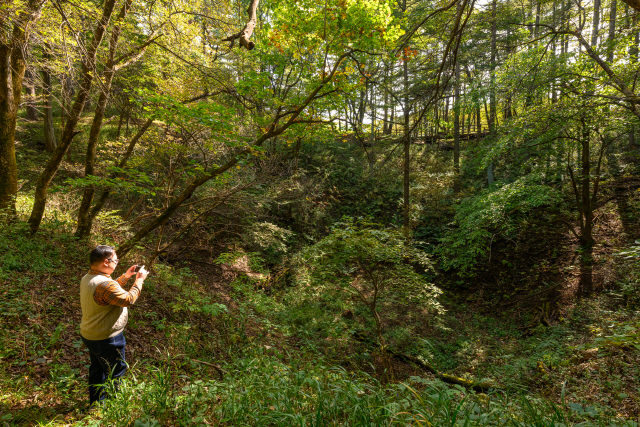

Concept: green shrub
[[436, 175, 562, 279], [615, 241, 640, 309], [294, 218, 442, 347]]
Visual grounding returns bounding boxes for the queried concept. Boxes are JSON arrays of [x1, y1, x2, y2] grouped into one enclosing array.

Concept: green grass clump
[[92, 350, 637, 427]]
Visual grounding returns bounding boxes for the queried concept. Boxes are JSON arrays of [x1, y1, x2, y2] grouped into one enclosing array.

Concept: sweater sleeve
[[93, 276, 143, 307]]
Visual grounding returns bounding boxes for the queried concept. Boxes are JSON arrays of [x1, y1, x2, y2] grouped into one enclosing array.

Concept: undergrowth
[[82, 350, 638, 427], [2, 150, 640, 426]]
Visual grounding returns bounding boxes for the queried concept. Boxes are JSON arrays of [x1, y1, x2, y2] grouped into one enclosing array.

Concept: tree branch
[[620, 0, 640, 12], [222, 0, 259, 50]]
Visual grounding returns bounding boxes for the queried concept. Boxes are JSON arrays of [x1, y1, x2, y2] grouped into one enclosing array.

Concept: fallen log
[[352, 331, 495, 393]]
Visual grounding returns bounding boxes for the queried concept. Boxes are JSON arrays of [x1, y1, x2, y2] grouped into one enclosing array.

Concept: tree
[[41, 44, 56, 153], [0, 0, 46, 216]]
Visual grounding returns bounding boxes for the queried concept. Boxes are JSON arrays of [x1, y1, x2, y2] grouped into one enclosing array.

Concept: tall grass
[[96, 351, 637, 427]]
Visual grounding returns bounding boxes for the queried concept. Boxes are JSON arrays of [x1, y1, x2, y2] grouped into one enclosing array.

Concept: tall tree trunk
[[443, 96, 449, 125], [591, 0, 601, 47], [382, 68, 389, 134], [0, 0, 46, 216], [61, 75, 75, 162], [504, 26, 513, 118], [0, 51, 19, 216], [357, 88, 366, 131], [551, 0, 558, 105], [403, 41, 411, 236], [466, 99, 472, 135], [367, 86, 376, 175], [401, 0, 411, 235], [534, 1, 541, 39], [489, 0, 497, 133], [631, 9, 639, 150], [60, 77, 69, 145], [631, 12, 639, 62], [453, 60, 461, 194], [434, 101, 439, 135], [488, 0, 497, 184], [42, 47, 56, 153], [607, 0, 617, 62], [564, 0, 570, 53], [28, 0, 119, 234], [76, 0, 133, 238], [24, 70, 38, 121]]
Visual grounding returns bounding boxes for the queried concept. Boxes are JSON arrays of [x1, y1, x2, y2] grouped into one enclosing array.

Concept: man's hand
[[136, 266, 149, 281], [124, 265, 138, 279]]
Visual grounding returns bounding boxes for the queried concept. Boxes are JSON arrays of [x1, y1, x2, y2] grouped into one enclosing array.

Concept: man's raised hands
[[135, 266, 149, 281]]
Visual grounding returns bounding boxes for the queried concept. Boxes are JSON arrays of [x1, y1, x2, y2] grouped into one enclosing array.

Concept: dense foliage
[[1, 0, 640, 424]]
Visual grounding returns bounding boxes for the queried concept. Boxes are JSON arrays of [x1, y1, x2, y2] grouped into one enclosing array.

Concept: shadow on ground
[[0, 401, 85, 427]]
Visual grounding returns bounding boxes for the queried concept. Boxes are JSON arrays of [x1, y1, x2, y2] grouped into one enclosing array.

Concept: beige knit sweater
[[80, 273, 129, 341]]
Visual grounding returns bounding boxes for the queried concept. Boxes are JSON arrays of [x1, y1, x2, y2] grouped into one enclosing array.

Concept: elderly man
[[80, 245, 149, 407]]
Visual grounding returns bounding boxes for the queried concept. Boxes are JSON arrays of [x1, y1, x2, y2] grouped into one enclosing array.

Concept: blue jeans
[[81, 332, 127, 405]]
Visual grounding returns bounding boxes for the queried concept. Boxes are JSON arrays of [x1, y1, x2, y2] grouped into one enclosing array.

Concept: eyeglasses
[[107, 258, 119, 265]]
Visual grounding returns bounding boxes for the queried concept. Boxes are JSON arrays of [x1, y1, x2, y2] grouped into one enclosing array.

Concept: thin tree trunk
[[607, 0, 616, 62], [28, 0, 119, 234], [42, 50, 56, 153], [488, 0, 497, 184], [534, 1, 541, 39], [367, 87, 376, 175], [453, 60, 461, 194], [489, 0, 497, 133], [461, 86, 465, 135], [24, 70, 38, 121], [116, 106, 125, 139], [552, 1, 558, 105], [632, 13, 639, 151], [591, 0, 601, 47], [443, 96, 449, 125], [466, 103, 472, 136], [62, 76, 74, 162], [564, 0, 570, 53], [403, 36, 411, 236], [358, 88, 366, 130], [383, 69, 389, 134], [434, 101, 439, 135]]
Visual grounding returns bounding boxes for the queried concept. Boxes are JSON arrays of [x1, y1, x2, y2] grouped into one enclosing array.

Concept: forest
[[1, 0, 640, 424]]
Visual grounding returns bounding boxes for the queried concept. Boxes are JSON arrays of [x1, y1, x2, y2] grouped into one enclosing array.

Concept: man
[[79, 245, 149, 407]]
